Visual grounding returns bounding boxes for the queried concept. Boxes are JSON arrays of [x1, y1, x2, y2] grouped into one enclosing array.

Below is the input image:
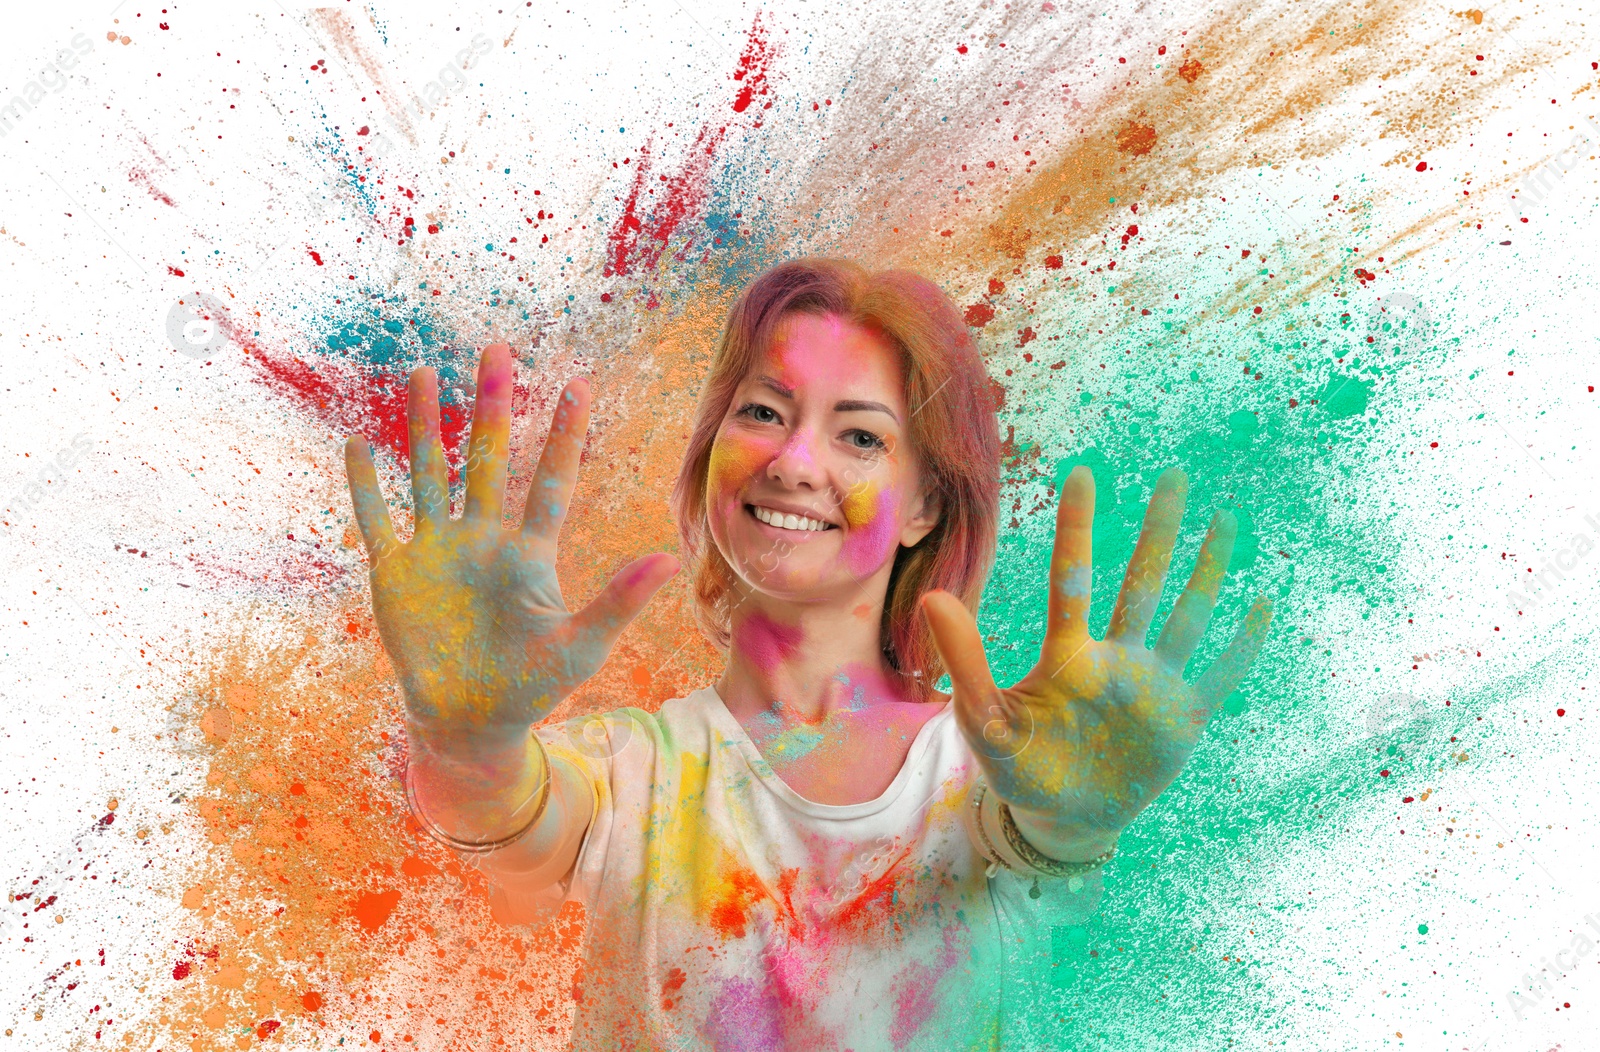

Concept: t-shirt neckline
[[696, 684, 956, 820]]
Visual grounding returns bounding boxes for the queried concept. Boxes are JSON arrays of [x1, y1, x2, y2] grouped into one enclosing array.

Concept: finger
[[920, 590, 1031, 755], [1106, 467, 1187, 646], [920, 590, 1000, 704], [567, 552, 681, 655], [463, 344, 515, 524], [408, 367, 450, 531], [344, 435, 400, 564], [1152, 509, 1238, 669], [1042, 465, 1095, 658], [1193, 595, 1275, 708], [521, 377, 591, 541]]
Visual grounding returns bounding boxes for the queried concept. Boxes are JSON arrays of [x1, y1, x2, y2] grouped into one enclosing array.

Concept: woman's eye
[[740, 403, 780, 424], [846, 430, 886, 451]]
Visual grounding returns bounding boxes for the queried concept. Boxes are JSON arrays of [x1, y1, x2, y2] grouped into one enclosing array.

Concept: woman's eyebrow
[[834, 399, 899, 423], [755, 375, 794, 398]]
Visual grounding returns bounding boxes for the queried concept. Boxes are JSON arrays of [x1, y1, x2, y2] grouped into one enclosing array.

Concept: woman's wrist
[[1006, 804, 1120, 863], [967, 780, 1119, 876], [407, 723, 548, 844]]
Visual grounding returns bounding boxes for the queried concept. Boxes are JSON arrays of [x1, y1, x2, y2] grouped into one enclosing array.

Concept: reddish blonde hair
[[670, 258, 1000, 695]]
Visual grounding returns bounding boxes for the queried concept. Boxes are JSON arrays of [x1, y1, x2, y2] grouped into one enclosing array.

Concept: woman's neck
[[715, 592, 921, 726]]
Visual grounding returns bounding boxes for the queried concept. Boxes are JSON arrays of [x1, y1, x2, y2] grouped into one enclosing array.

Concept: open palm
[[924, 466, 1273, 856], [344, 345, 678, 747]]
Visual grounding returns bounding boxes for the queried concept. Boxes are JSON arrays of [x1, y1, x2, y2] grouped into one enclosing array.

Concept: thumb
[[921, 591, 1015, 755], [570, 552, 681, 653]]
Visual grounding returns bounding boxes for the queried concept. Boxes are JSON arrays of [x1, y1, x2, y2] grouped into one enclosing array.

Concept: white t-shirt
[[517, 687, 1101, 1051]]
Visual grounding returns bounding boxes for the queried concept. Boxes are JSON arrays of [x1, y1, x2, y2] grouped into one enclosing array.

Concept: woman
[[343, 259, 1272, 1050]]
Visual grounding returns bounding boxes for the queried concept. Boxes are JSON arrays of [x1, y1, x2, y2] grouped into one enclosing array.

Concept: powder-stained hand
[[343, 345, 679, 753], [922, 465, 1273, 862]]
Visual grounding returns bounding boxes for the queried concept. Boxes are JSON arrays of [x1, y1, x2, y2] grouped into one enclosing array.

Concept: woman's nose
[[766, 428, 827, 490]]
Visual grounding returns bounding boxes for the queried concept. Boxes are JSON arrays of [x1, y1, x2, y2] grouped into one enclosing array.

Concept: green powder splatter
[[973, 273, 1445, 1046]]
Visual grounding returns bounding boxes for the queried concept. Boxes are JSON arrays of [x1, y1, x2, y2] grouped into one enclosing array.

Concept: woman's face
[[705, 312, 939, 606]]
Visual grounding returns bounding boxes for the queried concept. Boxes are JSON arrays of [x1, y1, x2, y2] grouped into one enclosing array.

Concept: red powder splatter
[[172, 960, 192, 980], [167, 265, 185, 277], [605, 15, 777, 276], [1116, 122, 1157, 155], [1178, 59, 1205, 82], [353, 889, 402, 932], [832, 849, 911, 930], [963, 303, 996, 327], [221, 311, 468, 466], [129, 166, 176, 206], [730, 14, 774, 114], [1044, 254, 1063, 269], [308, 249, 324, 266], [1415, 160, 1428, 172], [254, 1019, 282, 1039], [1017, 326, 1037, 347], [606, 130, 724, 278], [661, 966, 687, 1009]]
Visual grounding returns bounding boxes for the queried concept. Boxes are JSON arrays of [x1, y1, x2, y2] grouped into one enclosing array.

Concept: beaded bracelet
[[997, 798, 1116, 878], [404, 734, 552, 856]]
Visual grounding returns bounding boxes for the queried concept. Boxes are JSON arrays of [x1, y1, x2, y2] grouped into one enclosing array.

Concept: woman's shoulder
[[535, 686, 727, 761]]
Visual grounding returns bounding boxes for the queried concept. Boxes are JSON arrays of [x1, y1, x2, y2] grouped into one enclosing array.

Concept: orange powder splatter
[[706, 863, 769, 940], [138, 602, 586, 1051], [1115, 121, 1158, 156]]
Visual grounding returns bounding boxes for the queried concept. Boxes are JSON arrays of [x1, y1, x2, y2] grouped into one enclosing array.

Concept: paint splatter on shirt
[[500, 688, 1100, 1050]]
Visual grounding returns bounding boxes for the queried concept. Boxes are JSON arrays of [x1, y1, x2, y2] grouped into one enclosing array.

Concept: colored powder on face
[[839, 479, 899, 579], [707, 432, 769, 511]]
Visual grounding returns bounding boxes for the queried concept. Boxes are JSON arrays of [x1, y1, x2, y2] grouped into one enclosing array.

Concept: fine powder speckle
[[2, 0, 1595, 1049]]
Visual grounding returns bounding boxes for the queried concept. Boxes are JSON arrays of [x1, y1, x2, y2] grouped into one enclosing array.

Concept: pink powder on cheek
[[840, 481, 898, 578], [731, 612, 805, 673]]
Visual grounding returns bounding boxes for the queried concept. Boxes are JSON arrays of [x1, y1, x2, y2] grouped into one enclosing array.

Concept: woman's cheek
[[707, 435, 767, 513], [840, 480, 899, 578]]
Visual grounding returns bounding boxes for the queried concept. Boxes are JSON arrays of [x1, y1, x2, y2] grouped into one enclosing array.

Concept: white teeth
[[752, 505, 831, 532]]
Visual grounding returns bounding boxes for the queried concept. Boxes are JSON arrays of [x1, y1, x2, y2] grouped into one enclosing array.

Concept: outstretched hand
[[344, 345, 679, 749], [922, 466, 1273, 859]]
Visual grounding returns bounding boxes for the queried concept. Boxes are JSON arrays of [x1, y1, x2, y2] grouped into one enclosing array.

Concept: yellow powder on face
[[839, 478, 881, 530]]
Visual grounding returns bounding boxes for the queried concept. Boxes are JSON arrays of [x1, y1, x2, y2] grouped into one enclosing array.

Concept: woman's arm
[[343, 345, 675, 891]]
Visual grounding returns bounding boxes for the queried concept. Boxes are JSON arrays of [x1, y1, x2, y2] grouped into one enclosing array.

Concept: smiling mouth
[[747, 504, 837, 533]]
